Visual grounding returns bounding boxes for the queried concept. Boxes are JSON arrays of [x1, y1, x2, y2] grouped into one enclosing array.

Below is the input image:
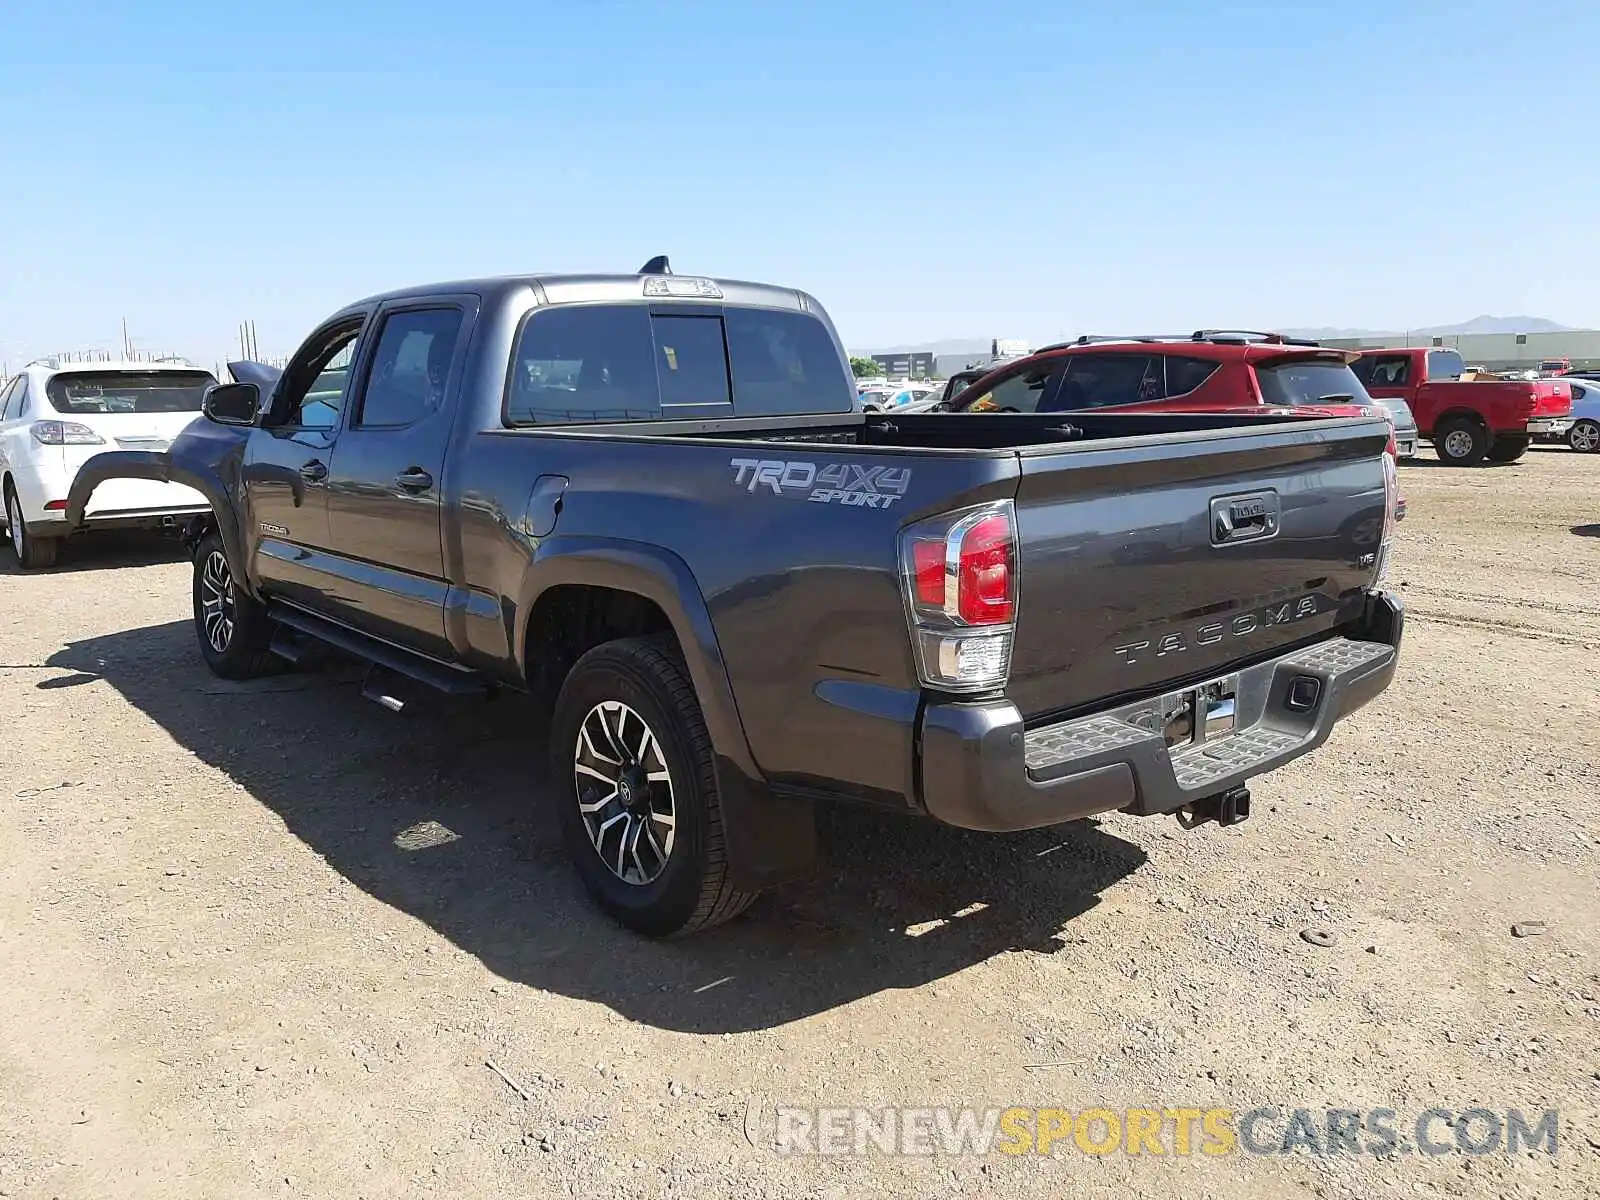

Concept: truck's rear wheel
[[1434, 418, 1488, 466], [191, 532, 277, 679], [550, 636, 756, 937], [1569, 419, 1600, 453], [1487, 435, 1530, 464], [5, 485, 59, 570]]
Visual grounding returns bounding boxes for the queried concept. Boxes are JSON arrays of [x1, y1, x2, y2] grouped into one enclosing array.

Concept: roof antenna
[[638, 255, 672, 275]]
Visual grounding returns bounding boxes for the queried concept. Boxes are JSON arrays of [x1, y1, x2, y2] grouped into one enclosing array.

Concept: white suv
[[0, 359, 216, 568]]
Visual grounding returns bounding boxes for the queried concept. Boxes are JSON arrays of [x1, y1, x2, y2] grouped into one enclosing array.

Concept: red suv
[[946, 331, 1386, 427]]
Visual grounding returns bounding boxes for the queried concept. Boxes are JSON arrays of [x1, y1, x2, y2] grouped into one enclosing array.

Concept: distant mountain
[[1412, 315, 1572, 336], [1284, 315, 1574, 339]]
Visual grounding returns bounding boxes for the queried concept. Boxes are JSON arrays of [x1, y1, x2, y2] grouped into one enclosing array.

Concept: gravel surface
[[2, 447, 1597, 1199]]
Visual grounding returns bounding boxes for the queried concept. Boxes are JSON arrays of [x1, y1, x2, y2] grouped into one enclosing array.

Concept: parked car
[[938, 332, 1393, 427], [67, 264, 1402, 937], [1551, 378, 1600, 453], [0, 358, 217, 568], [1352, 347, 1573, 465], [880, 384, 940, 410]]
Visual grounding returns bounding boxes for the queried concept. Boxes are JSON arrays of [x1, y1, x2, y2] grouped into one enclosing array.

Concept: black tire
[[1569, 419, 1600, 453], [1487, 435, 1530, 464], [5, 483, 59, 570], [1433, 417, 1489, 466], [191, 532, 277, 679], [550, 635, 757, 937]]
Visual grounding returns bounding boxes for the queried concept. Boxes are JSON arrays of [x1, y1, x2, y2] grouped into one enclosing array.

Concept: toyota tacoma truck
[[1351, 346, 1573, 465], [66, 262, 1404, 937]]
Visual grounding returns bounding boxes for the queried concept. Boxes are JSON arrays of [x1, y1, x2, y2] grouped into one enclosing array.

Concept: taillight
[[899, 502, 1018, 692], [30, 420, 104, 446], [1375, 451, 1398, 585]]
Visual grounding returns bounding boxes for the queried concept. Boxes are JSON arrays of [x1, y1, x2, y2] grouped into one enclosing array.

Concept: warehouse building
[[1321, 329, 1600, 372]]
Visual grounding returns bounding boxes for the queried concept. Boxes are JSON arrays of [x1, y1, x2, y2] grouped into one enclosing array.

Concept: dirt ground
[[2, 447, 1597, 1199]]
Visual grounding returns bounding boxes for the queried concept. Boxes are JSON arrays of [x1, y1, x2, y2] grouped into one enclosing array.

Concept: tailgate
[[1005, 419, 1390, 721], [1531, 383, 1572, 418]]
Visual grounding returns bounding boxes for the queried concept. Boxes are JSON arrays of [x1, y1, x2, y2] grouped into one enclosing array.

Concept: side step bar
[[266, 603, 489, 700]]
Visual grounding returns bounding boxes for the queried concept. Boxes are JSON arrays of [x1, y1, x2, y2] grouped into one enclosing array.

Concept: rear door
[[1004, 418, 1391, 722], [321, 298, 475, 657]]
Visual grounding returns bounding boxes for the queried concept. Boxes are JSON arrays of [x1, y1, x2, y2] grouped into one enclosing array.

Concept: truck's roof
[[351, 273, 816, 313]]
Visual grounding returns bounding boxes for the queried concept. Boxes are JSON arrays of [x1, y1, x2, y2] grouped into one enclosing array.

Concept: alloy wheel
[[1443, 429, 1475, 460], [1571, 421, 1600, 453], [200, 550, 236, 653], [573, 700, 676, 886], [6, 494, 21, 560]]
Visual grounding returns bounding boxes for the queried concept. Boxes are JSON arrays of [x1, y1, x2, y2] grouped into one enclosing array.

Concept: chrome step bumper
[[916, 592, 1403, 833]]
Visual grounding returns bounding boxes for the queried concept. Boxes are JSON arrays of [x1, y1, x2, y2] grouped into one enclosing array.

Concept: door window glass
[[356, 308, 464, 427], [1052, 355, 1162, 409]]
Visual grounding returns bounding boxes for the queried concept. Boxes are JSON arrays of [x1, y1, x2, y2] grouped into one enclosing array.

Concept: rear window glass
[[506, 304, 661, 425], [725, 308, 852, 416], [1255, 361, 1373, 407], [652, 315, 730, 407], [505, 303, 853, 425], [46, 370, 215, 415], [1163, 355, 1220, 397], [1426, 349, 1465, 381]]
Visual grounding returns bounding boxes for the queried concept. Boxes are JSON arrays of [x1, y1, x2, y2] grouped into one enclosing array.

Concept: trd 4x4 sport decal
[[729, 458, 911, 509]]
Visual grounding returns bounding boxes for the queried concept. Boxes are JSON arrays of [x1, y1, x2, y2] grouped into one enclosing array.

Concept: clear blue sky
[[2, 0, 1597, 367]]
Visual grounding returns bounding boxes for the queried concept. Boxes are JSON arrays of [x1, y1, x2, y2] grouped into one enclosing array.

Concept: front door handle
[[395, 467, 433, 492], [298, 460, 328, 482]]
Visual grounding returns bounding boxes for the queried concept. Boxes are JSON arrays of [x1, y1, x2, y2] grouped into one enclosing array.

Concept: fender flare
[[64, 449, 253, 593], [516, 536, 816, 891], [515, 535, 758, 779]]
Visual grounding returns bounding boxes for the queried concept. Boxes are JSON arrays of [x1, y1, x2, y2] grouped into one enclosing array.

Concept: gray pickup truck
[[68, 262, 1404, 936]]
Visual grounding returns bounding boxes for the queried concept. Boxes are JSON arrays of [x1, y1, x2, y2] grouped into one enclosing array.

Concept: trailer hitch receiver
[[1175, 786, 1252, 830]]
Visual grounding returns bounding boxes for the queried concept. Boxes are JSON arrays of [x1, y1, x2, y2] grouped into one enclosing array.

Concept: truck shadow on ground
[[0, 530, 188, 575], [48, 621, 1148, 1035]]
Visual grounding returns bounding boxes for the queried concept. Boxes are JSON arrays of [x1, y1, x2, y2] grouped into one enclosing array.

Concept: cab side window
[[0, 378, 18, 421], [1365, 355, 1410, 388]]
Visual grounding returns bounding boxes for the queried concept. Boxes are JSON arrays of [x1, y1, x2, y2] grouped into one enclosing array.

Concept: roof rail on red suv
[[1034, 330, 1321, 355]]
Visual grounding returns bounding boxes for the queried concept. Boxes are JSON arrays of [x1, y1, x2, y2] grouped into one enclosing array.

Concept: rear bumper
[[1395, 435, 1418, 457], [1526, 417, 1574, 435], [27, 505, 209, 539], [918, 591, 1404, 832]]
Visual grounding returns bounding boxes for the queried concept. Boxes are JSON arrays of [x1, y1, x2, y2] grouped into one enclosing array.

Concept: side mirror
[[202, 382, 261, 427]]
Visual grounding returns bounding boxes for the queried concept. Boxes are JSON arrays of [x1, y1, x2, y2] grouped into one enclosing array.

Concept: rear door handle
[[298, 460, 328, 482], [395, 467, 433, 492]]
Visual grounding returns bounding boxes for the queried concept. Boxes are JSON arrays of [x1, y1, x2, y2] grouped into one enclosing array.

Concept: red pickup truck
[[1352, 347, 1573, 465]]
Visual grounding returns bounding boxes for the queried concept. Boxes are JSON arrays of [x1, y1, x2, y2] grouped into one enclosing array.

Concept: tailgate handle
[[1211, 491, 1279, 545]]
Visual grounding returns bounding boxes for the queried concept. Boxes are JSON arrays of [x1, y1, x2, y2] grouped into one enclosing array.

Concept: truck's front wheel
[[191, 532, 277, 679], [550, 636, 757, 937], [1433, 418, 1488, 466]]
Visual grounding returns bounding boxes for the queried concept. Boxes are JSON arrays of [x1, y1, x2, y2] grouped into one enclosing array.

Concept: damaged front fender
[[66, 417, 255, 593]]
